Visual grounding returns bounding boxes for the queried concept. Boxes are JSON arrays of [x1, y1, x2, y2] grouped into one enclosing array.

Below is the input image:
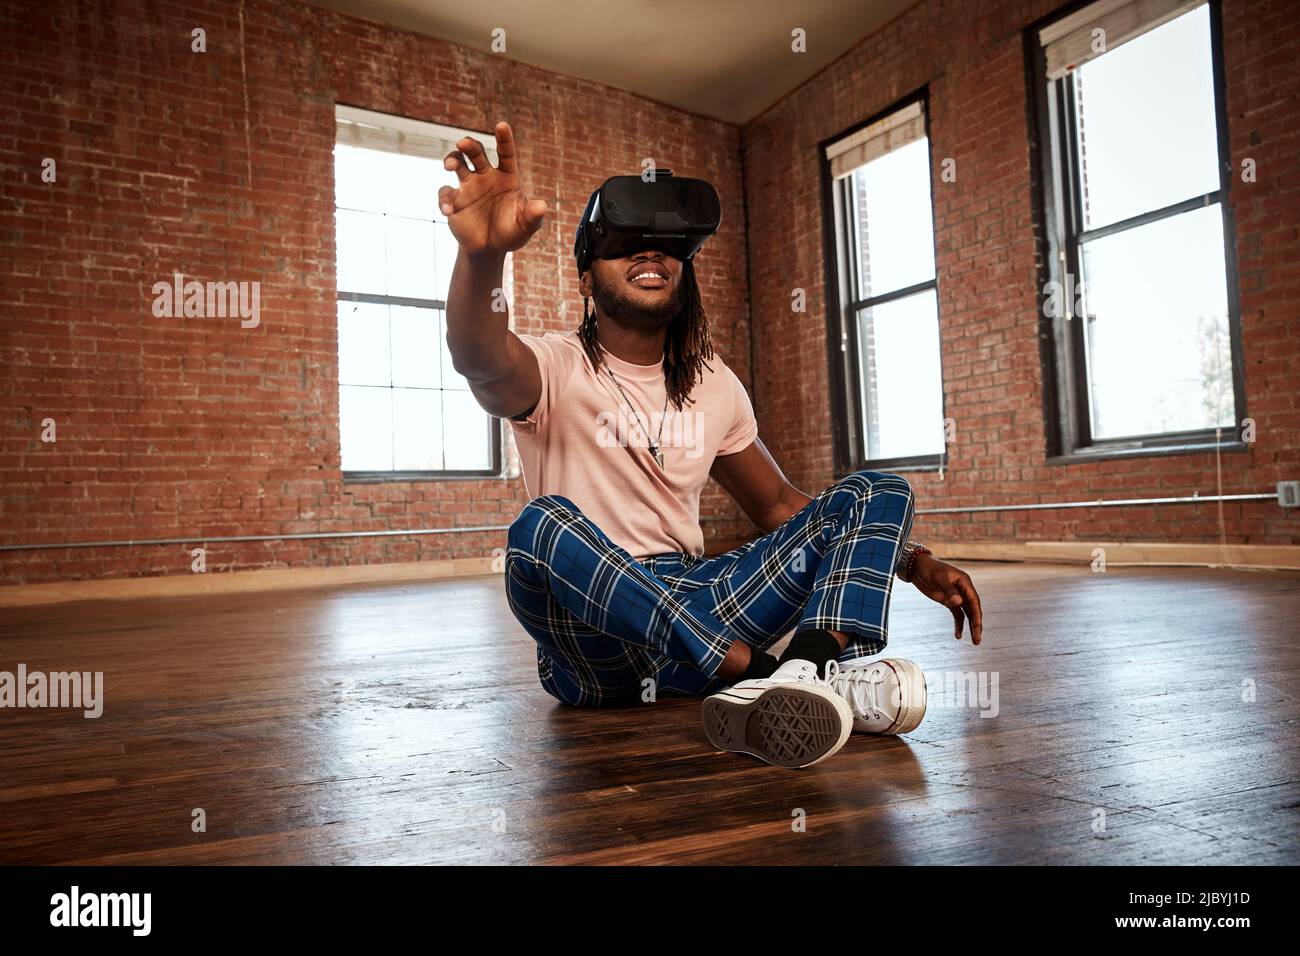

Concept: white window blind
[[825, 101, 924, 180], [1039, 0, 1203, 80], [335, 104, 498, 164]]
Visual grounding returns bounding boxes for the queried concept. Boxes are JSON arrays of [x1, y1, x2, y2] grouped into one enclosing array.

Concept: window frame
[[332, 106, 502, 483], [819, 87, 947, 476], [1027, 0, 1247, 464]]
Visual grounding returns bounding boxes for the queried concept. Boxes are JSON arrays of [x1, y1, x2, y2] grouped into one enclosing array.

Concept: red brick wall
[[742, 0, 1299, 546], [3, 0, 1295, 588], [0, 0, 752, 584]]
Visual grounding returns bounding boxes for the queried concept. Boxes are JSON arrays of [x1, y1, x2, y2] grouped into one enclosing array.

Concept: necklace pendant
[[650, 445, 664, 469]]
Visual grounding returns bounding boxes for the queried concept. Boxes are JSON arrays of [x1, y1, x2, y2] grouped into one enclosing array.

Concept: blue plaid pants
[[504, 470, 915, 707]]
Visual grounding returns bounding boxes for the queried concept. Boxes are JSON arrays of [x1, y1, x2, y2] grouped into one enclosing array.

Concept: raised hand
[[439, 121, 548, 257]]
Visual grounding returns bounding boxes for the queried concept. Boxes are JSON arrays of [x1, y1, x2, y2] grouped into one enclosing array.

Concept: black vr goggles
[[573, 170, 721, 276]]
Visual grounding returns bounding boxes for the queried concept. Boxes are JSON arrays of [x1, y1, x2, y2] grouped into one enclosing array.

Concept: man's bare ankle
[[826, 629, 851, 650], [717, 639, 751, 682]]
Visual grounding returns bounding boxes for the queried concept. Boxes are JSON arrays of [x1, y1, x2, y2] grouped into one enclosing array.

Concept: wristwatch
[[897, 540, 933, 583]]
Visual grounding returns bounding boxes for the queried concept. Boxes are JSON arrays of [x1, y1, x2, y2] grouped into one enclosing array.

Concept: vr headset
[[573, 170, 721, 276]]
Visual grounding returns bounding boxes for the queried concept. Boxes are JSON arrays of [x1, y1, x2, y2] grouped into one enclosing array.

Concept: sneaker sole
[[702, 684, 851, 769], [881, 658, 927, 735]]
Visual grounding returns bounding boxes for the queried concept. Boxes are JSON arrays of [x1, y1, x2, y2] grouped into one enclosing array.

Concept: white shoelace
[[834, 665, 889, 720], [790, 658, 839, 687]]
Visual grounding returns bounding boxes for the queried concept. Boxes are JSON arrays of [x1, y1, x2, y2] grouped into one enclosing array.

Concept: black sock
[[739, 649, 779, 681], [778, 628, 841, 674]]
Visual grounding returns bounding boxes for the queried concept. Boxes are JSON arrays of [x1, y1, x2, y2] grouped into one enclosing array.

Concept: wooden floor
[[1, 561, 1298, 865]]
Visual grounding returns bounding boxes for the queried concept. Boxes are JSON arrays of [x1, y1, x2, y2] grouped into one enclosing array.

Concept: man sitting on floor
[[441, 121, 983, 769]]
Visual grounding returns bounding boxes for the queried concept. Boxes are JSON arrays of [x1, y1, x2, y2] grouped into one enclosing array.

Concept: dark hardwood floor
[[1, 561, 1297, 865]]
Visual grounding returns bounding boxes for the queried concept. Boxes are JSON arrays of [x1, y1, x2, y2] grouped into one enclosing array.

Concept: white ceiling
[[306, 0, 916, 124]]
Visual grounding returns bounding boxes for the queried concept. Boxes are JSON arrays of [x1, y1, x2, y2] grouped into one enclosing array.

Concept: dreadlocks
[[577, 257, 715, 411]]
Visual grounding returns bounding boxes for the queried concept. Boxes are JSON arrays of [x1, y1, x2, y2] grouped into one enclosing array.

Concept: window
[[823, 96, 946, 471], [333, 106, 500, 479], [1032, 0, 1242, 458]]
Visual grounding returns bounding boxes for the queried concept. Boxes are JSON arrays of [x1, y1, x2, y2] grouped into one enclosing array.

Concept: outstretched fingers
[[494, 121, 519, 175], [957, 576, 983, 645], [944, 579, 983, 645], [444, 149, 473, 183], [456, 135, 493, 173], [517, 196, 549, 234], [437, 184, 457, 218], [947, 596, 966, 641]]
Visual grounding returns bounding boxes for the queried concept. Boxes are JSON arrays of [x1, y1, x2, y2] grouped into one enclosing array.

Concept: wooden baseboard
[[1, 540, 1296, 609], [0, 556, 499, 608], [930, 540, 1300, 571]]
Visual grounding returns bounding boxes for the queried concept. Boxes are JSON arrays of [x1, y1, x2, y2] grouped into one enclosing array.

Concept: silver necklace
[[602, 361, 668, 469]]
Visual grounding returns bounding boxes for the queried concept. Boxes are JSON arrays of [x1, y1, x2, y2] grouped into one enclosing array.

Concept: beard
[[590, 267, 683, 331]]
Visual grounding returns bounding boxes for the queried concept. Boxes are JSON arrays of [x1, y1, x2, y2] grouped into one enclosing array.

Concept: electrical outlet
[[1279, 481, 1300, 508]]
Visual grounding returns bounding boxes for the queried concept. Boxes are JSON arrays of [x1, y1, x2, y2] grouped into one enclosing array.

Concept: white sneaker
[[702, 659, 853, 769], [830, 658, 927, 735]]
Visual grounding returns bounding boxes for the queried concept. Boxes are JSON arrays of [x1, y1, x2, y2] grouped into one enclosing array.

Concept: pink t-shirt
[[509, 330, 758, 559]]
